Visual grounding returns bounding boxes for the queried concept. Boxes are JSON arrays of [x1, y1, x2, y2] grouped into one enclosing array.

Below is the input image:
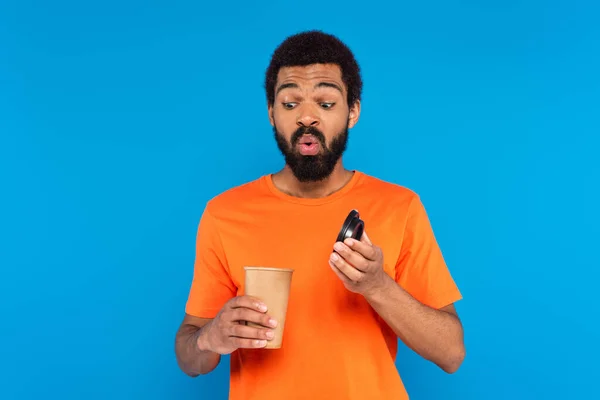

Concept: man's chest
[[214, 202, 406, 294]]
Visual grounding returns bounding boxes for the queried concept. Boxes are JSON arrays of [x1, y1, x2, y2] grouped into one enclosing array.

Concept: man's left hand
[[329, 230, 388, 297]]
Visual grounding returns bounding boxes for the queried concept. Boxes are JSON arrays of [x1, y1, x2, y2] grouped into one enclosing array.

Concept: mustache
[[291, 126, 327, 146]]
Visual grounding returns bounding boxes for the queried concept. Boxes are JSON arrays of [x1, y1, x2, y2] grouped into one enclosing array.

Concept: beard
[[274, 122, 349, 182]]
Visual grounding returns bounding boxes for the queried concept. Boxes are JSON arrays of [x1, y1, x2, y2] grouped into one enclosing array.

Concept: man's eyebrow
[[275, 82, 299, 96], [314, 82, 343, 94]]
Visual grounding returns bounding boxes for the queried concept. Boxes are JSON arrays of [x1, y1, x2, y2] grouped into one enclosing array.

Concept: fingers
[[329, 252, 363, 282], [333, 241, 370, 271], [215, 297, 278, 352], [230, 295, 268, 313], [329, 260, 355, 286], [361, 230, 373, 246], [230, 337, 269, 349], [230, 307, 278, 328], [329, 229, 383, 287], [343, 237, 378, 261], [209, 296, 281, 354], [229, 324, 275, 346], [227, 295, 278, 327]]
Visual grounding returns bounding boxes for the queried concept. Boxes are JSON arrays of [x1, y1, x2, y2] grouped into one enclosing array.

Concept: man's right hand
[[198, 296, 278, 355]]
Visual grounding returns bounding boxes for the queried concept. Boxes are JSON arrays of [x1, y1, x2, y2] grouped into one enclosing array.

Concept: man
[[175, 30, 465, 400]]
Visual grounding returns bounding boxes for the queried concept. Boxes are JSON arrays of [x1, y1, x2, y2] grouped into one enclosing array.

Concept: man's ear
[[268, 103, 275, 126], [348, 100, 361, 129]]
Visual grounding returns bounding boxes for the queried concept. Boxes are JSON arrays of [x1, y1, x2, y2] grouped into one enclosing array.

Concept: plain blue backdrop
[[1, 0, 599, 399]]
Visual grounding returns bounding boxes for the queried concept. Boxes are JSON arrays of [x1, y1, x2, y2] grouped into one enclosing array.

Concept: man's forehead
[[276, 64, 344, 88]]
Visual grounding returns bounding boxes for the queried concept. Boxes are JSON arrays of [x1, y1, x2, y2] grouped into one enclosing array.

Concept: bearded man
[[175, 30, 465, 400]]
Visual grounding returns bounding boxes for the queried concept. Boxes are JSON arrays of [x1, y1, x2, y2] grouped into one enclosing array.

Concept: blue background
[[1, 1, 599, 399]]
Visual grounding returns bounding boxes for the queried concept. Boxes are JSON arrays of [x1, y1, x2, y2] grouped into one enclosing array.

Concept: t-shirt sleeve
[[185, 206, 237, 318], [394, 194, 462, 309]]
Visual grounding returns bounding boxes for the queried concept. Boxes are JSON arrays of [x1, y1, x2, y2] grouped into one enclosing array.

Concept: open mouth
[[296, 136, 320, 155], [298, 135, 318, 145]]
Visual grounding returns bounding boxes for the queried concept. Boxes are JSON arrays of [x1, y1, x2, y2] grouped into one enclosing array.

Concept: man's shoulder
[[357, 171, 420, 203], [204, 175, 270, 213]]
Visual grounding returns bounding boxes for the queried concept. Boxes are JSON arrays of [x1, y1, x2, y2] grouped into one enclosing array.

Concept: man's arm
[[175, 314, 220, 377], [175, 296, 278, 377], [329, 231, 465, 374], [363, 275, 465, 373]]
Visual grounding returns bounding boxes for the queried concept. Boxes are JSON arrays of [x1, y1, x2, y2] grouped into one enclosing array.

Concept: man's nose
[[297, 105, 319, 127]]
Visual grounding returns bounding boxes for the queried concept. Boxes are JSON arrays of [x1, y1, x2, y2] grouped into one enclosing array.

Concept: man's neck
[[272, 162, 354, 199]]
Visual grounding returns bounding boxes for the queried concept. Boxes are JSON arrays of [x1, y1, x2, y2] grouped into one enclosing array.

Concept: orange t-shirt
[[185, 170, 462, 400]]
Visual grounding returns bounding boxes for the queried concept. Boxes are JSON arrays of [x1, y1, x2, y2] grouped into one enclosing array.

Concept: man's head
[[265, 31, 362, 182]]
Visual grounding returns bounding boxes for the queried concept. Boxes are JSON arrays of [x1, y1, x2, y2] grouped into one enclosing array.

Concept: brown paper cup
[[244, 267, 294, 349]]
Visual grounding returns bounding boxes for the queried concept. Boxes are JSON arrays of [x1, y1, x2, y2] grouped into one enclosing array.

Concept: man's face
[[268, 64, 360, 182]]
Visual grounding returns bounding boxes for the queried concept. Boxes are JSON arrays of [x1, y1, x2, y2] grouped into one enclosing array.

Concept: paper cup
[[244, 267, 294, 349]]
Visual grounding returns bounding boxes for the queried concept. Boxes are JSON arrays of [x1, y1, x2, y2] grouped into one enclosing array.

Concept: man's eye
[[282, 102, 297, 109], [320, 102, 335, 109]]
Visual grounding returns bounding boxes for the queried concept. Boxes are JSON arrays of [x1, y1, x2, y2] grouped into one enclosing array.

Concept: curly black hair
[[264, 30, 362, 108]]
